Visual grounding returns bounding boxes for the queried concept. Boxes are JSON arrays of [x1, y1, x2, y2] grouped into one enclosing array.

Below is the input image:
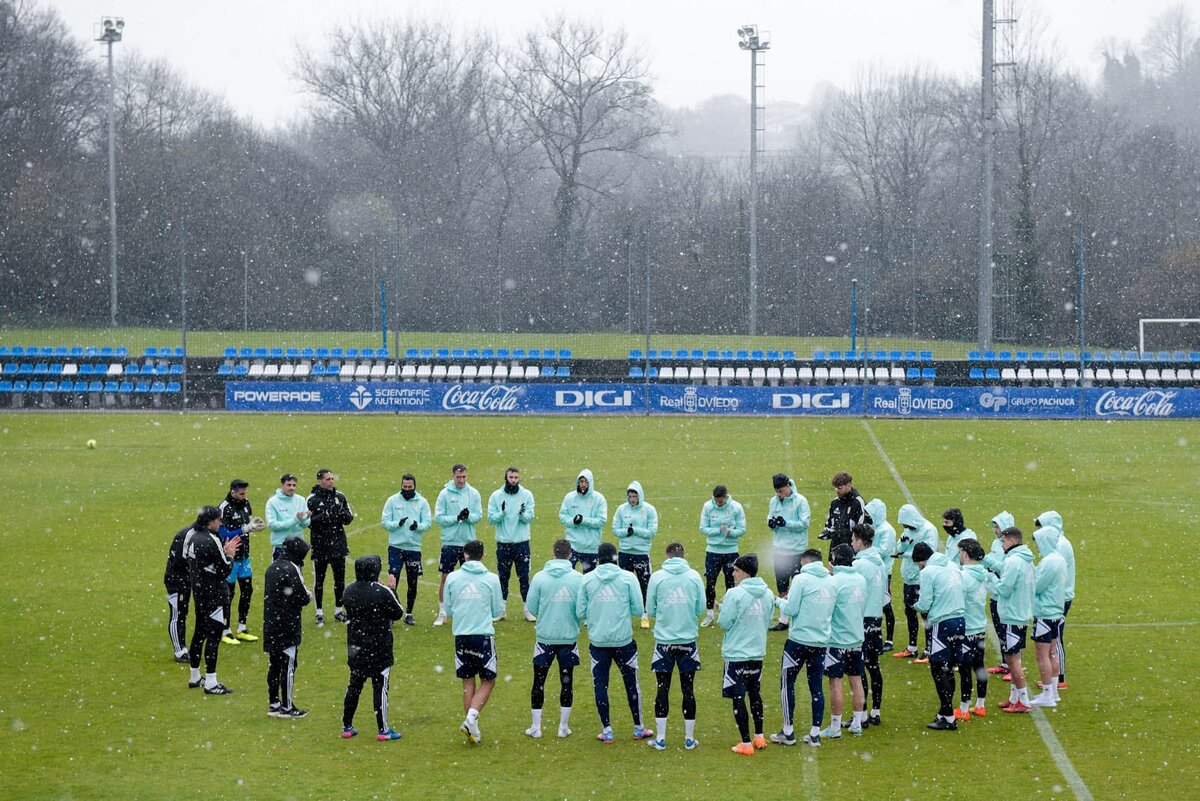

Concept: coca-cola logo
[[1093, 389, 1177, 418], [441, 384, 522, 412]]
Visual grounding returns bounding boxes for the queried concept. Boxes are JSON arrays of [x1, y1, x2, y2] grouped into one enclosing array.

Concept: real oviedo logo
[[1093, 389, 1177, 418]]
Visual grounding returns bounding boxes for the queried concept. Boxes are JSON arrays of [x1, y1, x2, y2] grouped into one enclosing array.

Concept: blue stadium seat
[[514, 349, 529, 359], [540, 365, 553, 377], [705, 350, 718, 360], [1018, 351, 1031, 360], [69, 347, 83, 356], [451, 348, 465, 359], [0, 364, 15, 375], [345, 348, 359, 358], [239, 347, 253, 357], [556, 366, 570, 378], [720, 350, 734, 360], [301, 348, 314, 358], [889, 351, 902, 360], [1123, 350, 1138, 361], [166, 382, 181, 393], [286, 348, 299, 358], [145, 347, 158, 357], [13, 380, 28, 392], [33, 363, 48, 375], [968, 351, 981, 361], [529, 349, 542, 359], [812, 350, 826, 361], [997, 351, 1012, 360], [481, 348, 495, 359], [49, 363, 63, 375], [150, 381, 167, 393], [629, 366, 644, 379], [17, 363, 33, 375], [218, 364, 233, 376], [782, 350, 796, 360], [171, 347, 183, 357], [921, 368, 936, 381], [629, 349, 643, 360], [421, 349, 434, 359], [118, 381, 133, 393], [1172, 351, 1187, 362], [1190, 352, 1200, 362], [0, 380, 11, 392], [750, 350, 764, 361], [310, 364, 325, 377], [116, 347, 129, 357], [903, 350, 917, 360], [233, 365, 248, 377], [905, 368, 920, 381], [169, 364, 184, 375], [1092, 351, 1107, 361], [29, 381, 43, 392], [496, 349, 510, 360], [844, 351, 858, 361], [134, 381, 150, 393], [560, 349, 573, 360], [1061, 351, 1076, 361], [11, 346, 26, 356], [919, 350, 933, 360], [405, 348, 420, 359], [1156, 351, 1170, 362], [361, 348, 375, 358], [43, 381, 57, 392], [87, 381, 103, 392], [689, 349, 703, 360], [1138, 351, 1153, 362], [254, 348, 268, 358], [83, 347, 98, 356], [969, 367, 985, 380], [0, 348, 8, 357], [765, 350, 779, 360], [125, 364, 139, 375], [466, 349, 480, 359], [1045, 351, 1059, 360], [828, 351, 842, 360], [224, 348, 237, 358], [647, 349, 658, 360], [1030, 351, 1044, 361], [985, 368, 1001, 380], [331, 348, 345, 358], [99, 347, 113, 357], [52, 381, 69, 393], [54, 347, 67, 356], [736, 350, 749, 360], [647, 367, 659, 378], [103, 381, 118, 393], [270, 348, 283, 358]]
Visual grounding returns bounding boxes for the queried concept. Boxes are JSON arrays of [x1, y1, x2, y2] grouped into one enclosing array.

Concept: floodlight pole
[[739, 25, 768, 337], [97, 17, 124, 328], [978, 0, 995, 351]]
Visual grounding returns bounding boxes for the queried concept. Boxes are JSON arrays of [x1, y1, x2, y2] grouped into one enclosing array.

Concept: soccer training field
[[1, 413, 1196, 800]]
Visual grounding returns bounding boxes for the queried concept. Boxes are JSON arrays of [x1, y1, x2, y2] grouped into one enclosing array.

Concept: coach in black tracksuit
[[263, 536, 312, 718], [165, 524, 192, 662], [186, 506, 239, 695], [820, 471, 872, 557], [307, 470, 354, 625], [341, 555, 406, 738]]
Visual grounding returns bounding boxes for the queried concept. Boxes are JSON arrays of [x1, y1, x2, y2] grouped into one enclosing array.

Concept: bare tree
[[1141, 4, 1197, 78], [500, 17, 663, 264]]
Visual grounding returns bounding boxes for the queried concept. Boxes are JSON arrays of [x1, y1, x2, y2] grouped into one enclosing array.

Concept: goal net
[[1138, 318, 1200, 355]]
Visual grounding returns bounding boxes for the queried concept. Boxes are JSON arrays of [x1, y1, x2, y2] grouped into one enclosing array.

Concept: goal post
[[1138, 318, 1200, 355]]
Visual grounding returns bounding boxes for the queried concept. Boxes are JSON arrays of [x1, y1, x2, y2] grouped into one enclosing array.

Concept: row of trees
[[2, 0, 1199, 346]]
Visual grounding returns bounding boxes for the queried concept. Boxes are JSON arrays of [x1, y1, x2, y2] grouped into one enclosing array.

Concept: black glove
[[818, 528, 832, 541], [409, 521, 418, 531], [900, 534, 912, 544], [573, 514, 583, 526], [767, 518, 778, 530], [457, 508, 470, 522], [519, 503, 525, 516], [773, 516, 786, 528], [397, 517, 408, 527], [501, 501, 506, 512], [627, 525, 634, 536]]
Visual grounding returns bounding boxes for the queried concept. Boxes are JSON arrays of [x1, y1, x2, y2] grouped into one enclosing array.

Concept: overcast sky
[[48, 0, 1182, 128]]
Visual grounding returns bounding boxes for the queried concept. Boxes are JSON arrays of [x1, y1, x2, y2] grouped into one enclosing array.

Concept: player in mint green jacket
[[265, 474, 311, 556], [612, 480, 658, 614], [893, 504, 939, 658], [524, 539, 585, 739], [822, 545, 868, 738], [851, 524, 886, 724], [955, 538, 991, 717], [865, 498, 898, 649], [767, 474, 811, 630], [381, 473, 431, 625], [443, 540, 504, 744], [576, 543, 651, 742], [433, 465, 483, 626], [718, 554, 774, 754], [1035, 510, 1075, 686], [486, 467, 536, 617], [644, 543, 705, 750], [984, 510, 1015, 670], [941, 508, 978, 567], [772, 550, 835, 747], [699, 485, 747, 627], [912, 543, 966, 730], [1029, 526, 1067, 708], [559, 469, 607, 574], [986, 526, 1036, 712]]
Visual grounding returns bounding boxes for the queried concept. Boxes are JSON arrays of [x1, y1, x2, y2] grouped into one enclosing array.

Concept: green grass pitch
[[1, 414, 1197, 800]]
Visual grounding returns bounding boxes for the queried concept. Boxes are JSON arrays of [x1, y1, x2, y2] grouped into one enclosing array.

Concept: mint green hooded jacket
[[945, 528, 979, 567], [768, 480, 811, 555], [487, 484, 535, 544], [958, 563, 990, 635], [1033, 528, 1067, 619], [718, 577, 774, 661], [444, 560, 504, 636], [987, 543, 1035, 626], [381, 489, 432, 551], [865, 498, 897, 583], [913, 551, 965, 625], [434, 480, 483, 547], [982, 511, 1015, 573], [851, 547, 886, 618], [895, 504, 939, 586], [1036, 510, 1076, 603], [559, 469, 607, 554], [828, 565, 868, 648], [576, 562, 643, 648], [776, 561, 836, 648], [527, 559, 584, 645], [266, 488, 310, 548], [646, 557, 705, 644], [700, 496, 746, 554], [612, 481, 658, 556]]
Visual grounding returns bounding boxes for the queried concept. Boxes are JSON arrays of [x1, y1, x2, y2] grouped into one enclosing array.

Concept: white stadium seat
[[814, 367, 830, 383], [107, 363, 123, 376], [750, 367, 766, 386], [370, 363, 386, 378], [400, 364, 417, 380], [416, 364, 432, 380], [1000, 368, 1017, 381], [294, 363, 310, 377], [732, 367, 749, 384], [462, 365, 478, 381], [889, 366, 904, 382], [1111, 368, 1128, 383], [431, 364, 448, 381], [383, 364, 397, 379], [1032, 368, 1048, 382], [1177, 368, 1193, 381], [1161, 368, 1177, 382], [796, 367, 814, 383], [340, 363, 357, 379], [781, 366, 797, 384], [1144, 368, 1160, 382], [843, 367, 859, 382], [279, 364, 295, 378], [1047, 367, 1063, 385], [492, 365, 508, 381], [478, 364, 493, 380], [1094, 368, 1111, 382], [1017, 368, 1033, 383], [263, 364, 280, 378], [704, 367, 719, 386], [354, 363, 370, 379], [62, 363, 78, 376], [1062, 367, 1078, 384], [765, 366, 781, 386], [828, 366, 844, 383], [248, 363, 264, 378], [446, 365, 462, 381], [688, 367, 704, 382], [509, 365, 525, 380], [659, 366, 674, 380]]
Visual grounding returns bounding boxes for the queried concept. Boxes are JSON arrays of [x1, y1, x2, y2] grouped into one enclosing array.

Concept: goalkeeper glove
[[246, 517, 267, 533], [818, 528, 833, 541], [396, 517, 408, 528], [773, 516, 786, 529], [409, 521, 418, 531], [627, 525, 634, 536], [767, 518, 778, 530], [573, 514, 583, 526], [457, 508, 470, 522]]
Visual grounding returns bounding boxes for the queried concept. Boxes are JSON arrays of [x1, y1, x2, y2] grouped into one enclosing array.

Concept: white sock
[[853, 711, 864, 726], [684, 718, 695, 740], [809, 725, 821, 738], [466, 708, 479, 724], [237, 623, 247, 633], [1009, 686, 1019, 703], [1018, 686, 1030, 704], [960, 701, 970, 713], [656, 717, 667, 741], [704, 608, 714, 618], [335, 606, 344, 615], [830, 714, 841, 730], [559, 707, 572, 730], [782, 725, 794, 736], [439, 602, 445, 614], [1052, 685, 1061, 701], [778, 616, 790, 625], [871, 707, 880, 716], [223, 628, 232, 637], [975, 697, 985, 709], [204, 672, 217, 689], [531, 709, 542, 729], [189, 667, 200, 683]]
